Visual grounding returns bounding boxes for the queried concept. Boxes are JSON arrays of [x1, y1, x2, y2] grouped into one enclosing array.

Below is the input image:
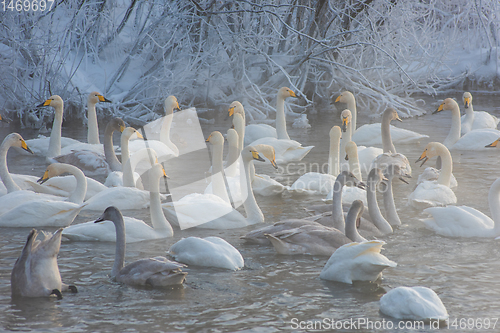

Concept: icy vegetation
[[1, 0, 499, 124]]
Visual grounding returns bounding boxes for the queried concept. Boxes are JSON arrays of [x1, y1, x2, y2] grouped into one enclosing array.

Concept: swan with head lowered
[[63, 163, 174, 242], [250, 144, 287, 196], [53, 117, 127, 176], [408, 142, 457, 209], [335, 91, 428, 144], [95, 207, 186, 287], [461, 92, 499, 135], [169, 236, 244, 270], [0, 163, 87, 227], [289, 126, 341, 195], [264, 199, 368, 256], [11, 228, 78, 299], [163, 145, 268, 229], [434, 98, 500, 150], [19, 95, 81, 157], [421, 176, 500, 238], [320, 240, 396, 284]]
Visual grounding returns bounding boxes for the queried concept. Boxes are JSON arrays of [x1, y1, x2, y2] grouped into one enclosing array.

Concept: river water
[[0, 93, 499, 332]]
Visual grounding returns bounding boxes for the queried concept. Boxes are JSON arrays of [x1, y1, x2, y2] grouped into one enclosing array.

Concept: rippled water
[[1, 93, 500, 332]]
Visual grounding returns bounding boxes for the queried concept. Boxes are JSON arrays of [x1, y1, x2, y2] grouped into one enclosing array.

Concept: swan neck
[[348, 150, 362, 182], [225, 145, 240, 178], [120, 134, 131, 167], [87, 102, 100, 145], [345, 208, 366, 242], [160, 113, 178, 154], [339, 123, 352, 162], [0, 143, 21, 192], [112, 218, 126, 278], [381, 113, 396, 154], [242, 157, 264, 224], [276, 97, 290, 140], [367, 180, 393, 234], [47, 106, 63, 158], [331, 179, 345, 233], [443, 105, 461, 148], [211, 143, 230, 203], [437, 148, 452, 187], [150, 191, 174, 236], [382, 177, 401, 225], [328, 135, 340, 177], [348, 99, 357, 132], [66, 165, 87, 204], [103, 126, 121, 171]]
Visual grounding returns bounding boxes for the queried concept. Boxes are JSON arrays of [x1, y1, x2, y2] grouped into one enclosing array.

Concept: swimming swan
[[11, 228, 77, 299], [169, 236, 244, 270], [96, 207, 186, 287], [0, 163, 87, 227], [380, 286, 449, 321], [63, 163, 174, 242], [422, 177, 500, 238], [461, 92, 499, 135], [408, 142, 457, 208], [434, 98, 500, 150], [320, 240, 396, 284]]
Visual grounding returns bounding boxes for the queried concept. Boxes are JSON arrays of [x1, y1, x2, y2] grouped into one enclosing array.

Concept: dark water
[[1, 93, 500, 332]]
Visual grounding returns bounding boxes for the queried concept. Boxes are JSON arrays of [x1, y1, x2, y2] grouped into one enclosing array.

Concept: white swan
[[0, 163, 87, 227], [408, 142, 457, 208], [163, 146, 266, 229], [335, 91, 428, 144], [320, 240, 396, 284], [127, 96, 179, 161], [86, 91, 112, 144], [461, 92, 499, 135], [422, 177, 500, 238], [0, 133, 37, 195], [22, 95, 80, 157], [53, 117, 126, 175], [11, 228, 77, 299], [96, 207, 186, 287], [169, 236, 244, 270], [434, 98, 500, 150], [340, 109, 382, 176], [264, 200, 367, 256], [289, 126, 340, 195], [241, 87, 296, 144], [63, 163, 174, 242], [379, 286, 449, 321]]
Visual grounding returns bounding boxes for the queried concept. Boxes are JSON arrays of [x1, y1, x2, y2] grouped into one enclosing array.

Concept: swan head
[[434, 98, 458, 114], [165, 96, 180, 115], [122, 127, 143, 140], [206, 131, 224, 146], [278, 87, 296, 99], [241, 146, 265, 163], [149, 163, 168, 186], [88, 91, 111, 105], [367, 167, 388, 188], [340, 109, 352, 132], [336, 170, 365, 189], [329, 125, 341, 141], [95, 206, 123, 225], [253, 144, 278, 169], [486, 138, 500, 148], [344, 141, 358, 161], [226, 128, 239, 147], [106, 117, 126, 133], [228, 101, 244, 117], [37, 95, 63, 112], [384, 108, 402, 123], [415, 142, 447, 166], [335, 91, 354, 104], [4, 133, 33, 154], [38, 163, 77, 184], [463, 92, 472, 109], [384, 164, 410, 184]]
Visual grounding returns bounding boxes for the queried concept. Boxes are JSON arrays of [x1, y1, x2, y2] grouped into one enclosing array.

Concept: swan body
[[435, 98, 500, 150], [240, 219, 320, 245], [409, 142, 456, 208], [53, 118, 126, 176], [461, 92, 499, 135], [11, 229, 77, 299], [163, 146, 266, 229], [63, 163, 174, 242], [244, 124, 277, 146], [96, 207, 186, 287], [169, 236, 244, 270], [319, 240, 396, 284], [379, 286, 448, 321]]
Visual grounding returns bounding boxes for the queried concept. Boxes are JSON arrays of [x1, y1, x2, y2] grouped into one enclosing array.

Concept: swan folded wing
[[117, 257, 186, 286], [423, 206, 494, 237], [53, 150, 110, 176], [0, 200, 83, 227]]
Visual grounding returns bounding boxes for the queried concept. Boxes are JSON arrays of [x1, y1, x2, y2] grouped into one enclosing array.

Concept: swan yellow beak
[[205, 134, 212, 143], [21, 140, 33, 154], [464, 97, 471, 109], [335, 95, 341, 103], [415, 149, 429, 166], [162, 166, 168, 178], [289, 90, 296, 98], [486, 138, 499, 148], [37, 170, 50, 184], [37, 99, 52, 107], [228, 106, 235, 117], [135, 130, 143, 139], [341, 116, 349, 132], [98, 95, 112, 103], [252, 151, 265, 162], [433, 103, 444, 114], [395, 115, 403, 122], [175, 101, 180, 111], [119, 125, 125, 133], [269, 158, 278, 169]]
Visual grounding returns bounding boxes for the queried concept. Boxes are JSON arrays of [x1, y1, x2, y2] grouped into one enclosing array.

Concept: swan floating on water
[[11, 228, 78, 299], [461, 92, 499, 135]]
